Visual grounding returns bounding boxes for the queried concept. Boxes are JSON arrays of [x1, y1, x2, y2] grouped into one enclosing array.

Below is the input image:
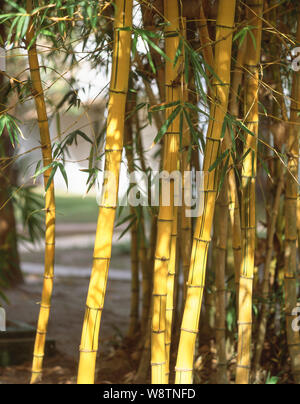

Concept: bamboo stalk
[[151, 0, 180, 384], [165, 206, 178, 382], [139, 218, 152, 335], [77, 0, 133, 384], [141, 0, 165, 102], [197, 0, 242, 307], [198, 1, 214, 72], [215, 179, 229, 384], [26, 0, 56, 384], [253, 168, 284, 374], [135, 218, 157, 382], [284, 11, 300, 384], [136, 53, 163, 131], [125, 88, 140, 338], [134, 104, 152, 335], [180, 18, 192, 298], [175, 0, 236, 384], [135, 308, 152, 383], [224, 37, 247, 304], [236, 0, 263, 385]]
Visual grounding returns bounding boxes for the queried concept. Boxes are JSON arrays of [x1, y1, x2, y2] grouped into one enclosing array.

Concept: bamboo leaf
[[208, 149, 229, 172], [154, 105, 181, 144]]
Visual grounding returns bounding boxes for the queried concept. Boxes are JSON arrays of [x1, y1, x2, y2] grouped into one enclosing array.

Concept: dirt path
[[4, 274, 131, 360]]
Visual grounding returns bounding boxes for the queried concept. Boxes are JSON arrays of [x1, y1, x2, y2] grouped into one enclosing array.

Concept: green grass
[[55, 193, 99, 223]]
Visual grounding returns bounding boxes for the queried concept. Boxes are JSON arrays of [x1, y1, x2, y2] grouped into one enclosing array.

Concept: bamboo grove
[[0, 0, 299, 385]]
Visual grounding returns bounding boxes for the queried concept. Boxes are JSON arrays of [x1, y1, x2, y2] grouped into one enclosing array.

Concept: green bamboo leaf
[[218, 154, 230, 193], [45, 164, 58, 192], [208, 149, 229, 172], [58, 163, 68, 189], [118, 216, 137, 240], [154, 104, 181, 144], [116, 213, 136, 228], [151, 100, 180, 112], [33, 162, 53, 179], [173, 38, 183, 67]]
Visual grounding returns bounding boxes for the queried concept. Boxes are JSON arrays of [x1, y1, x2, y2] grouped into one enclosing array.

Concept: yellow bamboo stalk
[[26, 0, 56, 384], [175, 0, 236, 384], [284, 12, 300, 384], [165, 15, 189, 382], [139, 219, 152, 335], [215, 179, 229, 384], [77, 0, 133, 384], [151, 0, 180, 384], [236, 0, 263, 385], [197, 0, 242, 301], [165, 206, 178, 382], [125, 89, 140, 338]]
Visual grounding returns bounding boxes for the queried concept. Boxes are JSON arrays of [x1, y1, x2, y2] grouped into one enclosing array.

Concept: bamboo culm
[[175, 0, 236, 384], [77, 0, 133, 384], [125, 88, 140, 339], [215, 179, 229, 384], [236, 0, 263, 385], [151, 0, 180, 384], [26, 0, 56, 384]]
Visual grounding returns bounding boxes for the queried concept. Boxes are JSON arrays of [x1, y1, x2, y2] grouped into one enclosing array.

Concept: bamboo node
[[40, 304, 51, 310], [240, 275, 254, 281], [175, 367, 193, 372], [86, 305, 103, 312], [194, 237, 210, 244], [236, 364, 251, 370], [186, 284, 204, 289], [79, 348, 98, 353], [151, 361, 166, 366], [152, 330, 165, 335], [180, 327, 198, 335], [109, 88, 127, 95], [33, 353, 45, 358], [105, 148, 123, 153], [154, 256, 170, 262]]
